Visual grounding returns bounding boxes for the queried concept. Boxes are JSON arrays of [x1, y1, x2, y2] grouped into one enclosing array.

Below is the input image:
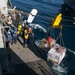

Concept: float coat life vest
[[24, 30, 29, 39]]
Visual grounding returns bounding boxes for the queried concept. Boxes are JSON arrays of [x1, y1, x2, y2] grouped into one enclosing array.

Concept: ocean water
[[11, 0, 75, 75]]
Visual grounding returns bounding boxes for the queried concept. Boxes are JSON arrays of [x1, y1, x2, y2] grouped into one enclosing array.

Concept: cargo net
[[39, 37, 56, 51], [52, 63, 68, 75], [47, 44, 66, 65]]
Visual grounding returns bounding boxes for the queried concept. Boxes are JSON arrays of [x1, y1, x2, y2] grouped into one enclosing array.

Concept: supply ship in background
[[64, 0, 75, 17], [64, 0, 75, 10]]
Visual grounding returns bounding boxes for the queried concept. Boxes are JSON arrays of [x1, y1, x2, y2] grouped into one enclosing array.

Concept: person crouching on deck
[[6, 31, 12, 48], [11, 27, 18, 44], [23, 29, 29, 47]]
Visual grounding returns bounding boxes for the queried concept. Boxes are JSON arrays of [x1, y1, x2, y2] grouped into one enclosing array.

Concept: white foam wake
[[29, 23, 47, 33], [68, 48, 75, 55], [52, 63, 68, 75]]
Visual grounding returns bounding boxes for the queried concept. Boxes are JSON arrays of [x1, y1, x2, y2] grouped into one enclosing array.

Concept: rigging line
[[32, 20, 75, 27], [41, 16, 75, 21], [51, 26, 53, 38], [49, 18, 75, 22], [34, 19, 75, 24], [49, 26, 54, 38], [56, 33, 61, 42], [60, 33, 65, 47], [52, 28, 55, 39], [67, 48, 75, 55], [62, 25, 75, 28], [62, 19, 75, 22], [46, 26, 50, 37], [63, 16, 75, 19], [34, 16, 74, 22], [60, 34, 62, 46], [61, 34, 65, 47], [59, 27, 63, 46], [50, 26, 52, 37]]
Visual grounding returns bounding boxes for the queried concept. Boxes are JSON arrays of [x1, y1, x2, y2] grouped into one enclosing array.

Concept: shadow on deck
[[5, 46, 54, 75]]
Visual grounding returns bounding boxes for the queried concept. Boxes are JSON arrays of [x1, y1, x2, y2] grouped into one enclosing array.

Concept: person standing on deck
[[7, 16, 13, 28], [11, 27, 18, 44], [17, 25, 22, 38], [6, 31, 12, 48], [21, 20, 27, 38], [23, 29, 29, 47], [22, 20, 27, 29], [27, 26, 34, 44]]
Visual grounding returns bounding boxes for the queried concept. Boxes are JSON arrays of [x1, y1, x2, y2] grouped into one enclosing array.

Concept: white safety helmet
[[22, 23, 24, 26], [8, 16, 11, 19], [24, 20, 26, 22], [23, 20, 26, 23], [8, 31, 11, 34]]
